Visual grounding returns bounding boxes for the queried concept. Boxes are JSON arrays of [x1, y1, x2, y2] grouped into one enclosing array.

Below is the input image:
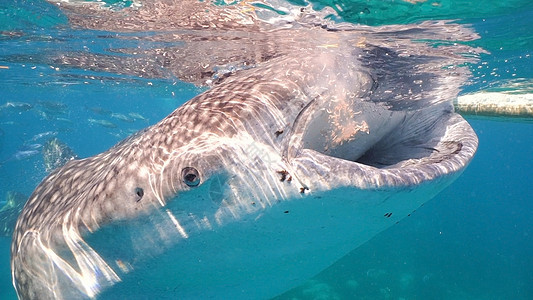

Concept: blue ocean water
[[0, 0, 532, 299]]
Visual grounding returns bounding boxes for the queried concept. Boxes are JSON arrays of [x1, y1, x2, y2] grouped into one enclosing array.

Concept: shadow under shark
[[11, 0, 484, 299]]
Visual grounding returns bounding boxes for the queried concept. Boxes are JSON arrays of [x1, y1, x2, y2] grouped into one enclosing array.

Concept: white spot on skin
[[94, 183, 105, 198], [49, 191, 60, 204], [106, 179, 116, 194]]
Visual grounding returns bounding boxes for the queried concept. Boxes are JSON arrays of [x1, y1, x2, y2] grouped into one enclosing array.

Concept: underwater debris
[[42, 137, 78, 173], [0, 191, 27, 237]]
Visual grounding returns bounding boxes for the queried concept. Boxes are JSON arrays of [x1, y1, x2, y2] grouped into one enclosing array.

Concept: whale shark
[[12, 0, 487, 299]]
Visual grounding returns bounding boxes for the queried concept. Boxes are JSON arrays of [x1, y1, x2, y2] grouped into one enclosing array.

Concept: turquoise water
[[1, 0, 532, 299]]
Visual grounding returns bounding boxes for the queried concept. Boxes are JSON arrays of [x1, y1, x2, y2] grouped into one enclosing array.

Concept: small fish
[[55, 117, 73, 123], [1, 150, 40, 165], [0, 102, 33, 112], [37, 101, 68, 113], [30, 131, 58, 142], [88, 118, 117, 128], [111, 113, 135, 123], [86, 106, 112, 115], [128, 112, 148, 121], [13, 150, 40, 160], [19, 143, 42, 151]]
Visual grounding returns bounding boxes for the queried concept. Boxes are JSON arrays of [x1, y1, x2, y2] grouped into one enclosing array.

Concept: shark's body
[[12, 1, 482, 299]]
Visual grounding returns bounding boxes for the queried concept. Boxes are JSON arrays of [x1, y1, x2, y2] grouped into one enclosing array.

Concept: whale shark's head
[[11, 62, 478, 299]]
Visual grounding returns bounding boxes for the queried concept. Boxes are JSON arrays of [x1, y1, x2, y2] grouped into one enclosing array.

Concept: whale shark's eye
[[182, 167, 200, 187], [134, 187, 144, 202]]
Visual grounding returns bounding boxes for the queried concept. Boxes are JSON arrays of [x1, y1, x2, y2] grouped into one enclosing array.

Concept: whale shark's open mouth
[[293, 106, 477, 191]]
